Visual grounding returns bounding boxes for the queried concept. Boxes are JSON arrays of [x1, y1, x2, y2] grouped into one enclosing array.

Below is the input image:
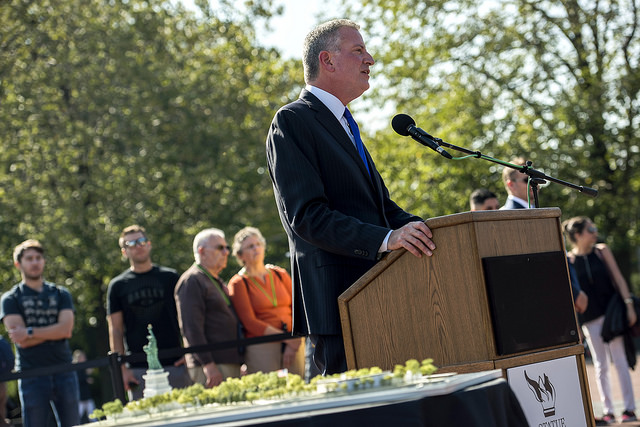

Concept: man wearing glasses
[[106, 225, 192, 400], [174, 228, 243, 388], [499, 157, 536, 210]]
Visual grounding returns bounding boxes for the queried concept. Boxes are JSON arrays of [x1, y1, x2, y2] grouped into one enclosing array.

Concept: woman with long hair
[[564, 216, 637, 424]]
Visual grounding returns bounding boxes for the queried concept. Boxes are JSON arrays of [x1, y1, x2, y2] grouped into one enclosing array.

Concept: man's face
[[200, 235, 229, 275], [509, 173, 534, 201], [121, 231, 151, 264], [15, 249, 45, 281], [475, 197, 500, 211], [330, 26, 375, 103]]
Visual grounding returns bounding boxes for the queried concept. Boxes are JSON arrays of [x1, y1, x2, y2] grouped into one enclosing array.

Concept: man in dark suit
[[266, 19, 436, 375], [499, 157, 534, 210]]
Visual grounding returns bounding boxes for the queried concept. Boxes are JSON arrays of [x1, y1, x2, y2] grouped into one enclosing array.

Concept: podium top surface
[[339, 207, 564, 304], [425, 207, 561, 229]]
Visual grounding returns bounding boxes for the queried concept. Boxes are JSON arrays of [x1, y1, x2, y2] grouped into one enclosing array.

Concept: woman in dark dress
[[564, 216, 636, 424]]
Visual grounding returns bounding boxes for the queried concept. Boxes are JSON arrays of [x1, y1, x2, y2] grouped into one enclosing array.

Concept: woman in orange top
[[228, 227, 305, 376]]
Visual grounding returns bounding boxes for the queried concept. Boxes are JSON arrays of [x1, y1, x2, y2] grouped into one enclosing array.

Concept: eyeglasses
[[206, 244, 230, 252], [123, 237, 149, 248], [586, 226, 598, 233]]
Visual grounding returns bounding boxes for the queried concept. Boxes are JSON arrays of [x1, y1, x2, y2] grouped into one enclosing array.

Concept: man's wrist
[[26, 326, 33, 338], [378, 230, 392, 253]]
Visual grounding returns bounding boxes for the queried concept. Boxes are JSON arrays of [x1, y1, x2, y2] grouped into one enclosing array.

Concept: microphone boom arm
[[390, 113, 597, 202], [433, 138, 598, 200]]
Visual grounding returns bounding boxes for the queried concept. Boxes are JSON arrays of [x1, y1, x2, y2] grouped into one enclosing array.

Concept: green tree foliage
[[0, 0, 300, 402], [2, 0, 638, 404], [347, 0, 639, 284]]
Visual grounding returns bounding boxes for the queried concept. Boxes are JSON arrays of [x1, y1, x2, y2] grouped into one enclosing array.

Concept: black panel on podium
[[482, 251, 579, 355]]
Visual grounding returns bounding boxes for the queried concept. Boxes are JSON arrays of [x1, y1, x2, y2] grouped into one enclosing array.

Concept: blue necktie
[[344, 107, 371, 177]]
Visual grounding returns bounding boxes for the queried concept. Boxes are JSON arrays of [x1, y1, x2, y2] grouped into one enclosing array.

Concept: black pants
[[309, 334, 348, 375]]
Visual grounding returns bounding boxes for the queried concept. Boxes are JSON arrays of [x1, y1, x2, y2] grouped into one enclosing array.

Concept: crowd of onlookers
[[0, 224, 319, 426], [106, 224, 310, 397]]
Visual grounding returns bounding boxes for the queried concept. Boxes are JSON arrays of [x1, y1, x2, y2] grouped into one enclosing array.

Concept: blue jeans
[[19, 371, 80, 427]]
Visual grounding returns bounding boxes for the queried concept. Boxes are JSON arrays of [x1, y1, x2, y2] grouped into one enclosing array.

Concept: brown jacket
[[174, 264, 242, 367]]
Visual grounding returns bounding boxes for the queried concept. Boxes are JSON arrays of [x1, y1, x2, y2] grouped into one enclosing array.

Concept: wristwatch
[[26, 327, 33, 337]]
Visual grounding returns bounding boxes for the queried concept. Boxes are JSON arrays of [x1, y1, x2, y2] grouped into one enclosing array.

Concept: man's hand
[[203, 362, 223, 388], [121, 366, 139, 391], [388, 221, 435, 257], [7, 325, 45, 348], [173, 356, 186, 367], [282, 344, 298, 369], [7, 325, 29, 347]]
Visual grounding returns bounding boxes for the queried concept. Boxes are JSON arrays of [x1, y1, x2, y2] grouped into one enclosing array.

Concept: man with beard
[[1, 239, 79, 426], [106, 225, 191, 400]]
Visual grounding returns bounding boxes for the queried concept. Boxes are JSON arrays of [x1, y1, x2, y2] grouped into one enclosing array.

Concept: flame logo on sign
[[524, 370, 556, 417]]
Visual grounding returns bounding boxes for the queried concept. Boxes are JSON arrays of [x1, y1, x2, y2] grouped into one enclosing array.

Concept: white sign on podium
[[507, 356, 587, 427]]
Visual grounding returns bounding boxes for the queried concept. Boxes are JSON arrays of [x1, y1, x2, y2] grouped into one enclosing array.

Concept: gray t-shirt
[[0, 282, 74, 371]]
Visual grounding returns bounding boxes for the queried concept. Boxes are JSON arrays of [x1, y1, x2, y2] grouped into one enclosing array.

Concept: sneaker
[[621, 410, 638, 422], [596, 413, 615, 425]]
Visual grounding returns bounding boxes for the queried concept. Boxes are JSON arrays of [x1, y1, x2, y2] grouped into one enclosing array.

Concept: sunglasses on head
[[123, 237, 149, 248]]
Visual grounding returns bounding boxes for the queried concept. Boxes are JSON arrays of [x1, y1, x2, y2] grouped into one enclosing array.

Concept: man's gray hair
[[303, 19, 360, 83], [193, 228, 225, 263]]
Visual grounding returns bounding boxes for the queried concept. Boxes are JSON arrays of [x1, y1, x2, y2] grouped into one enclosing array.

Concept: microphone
[[392, 114, 453, 159]]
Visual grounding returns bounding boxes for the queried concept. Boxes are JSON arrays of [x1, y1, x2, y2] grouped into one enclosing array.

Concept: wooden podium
[[338, 208, 595, 425]]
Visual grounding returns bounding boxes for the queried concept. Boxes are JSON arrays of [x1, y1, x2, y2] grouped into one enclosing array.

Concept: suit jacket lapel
[[300, 90, 377, 190]]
